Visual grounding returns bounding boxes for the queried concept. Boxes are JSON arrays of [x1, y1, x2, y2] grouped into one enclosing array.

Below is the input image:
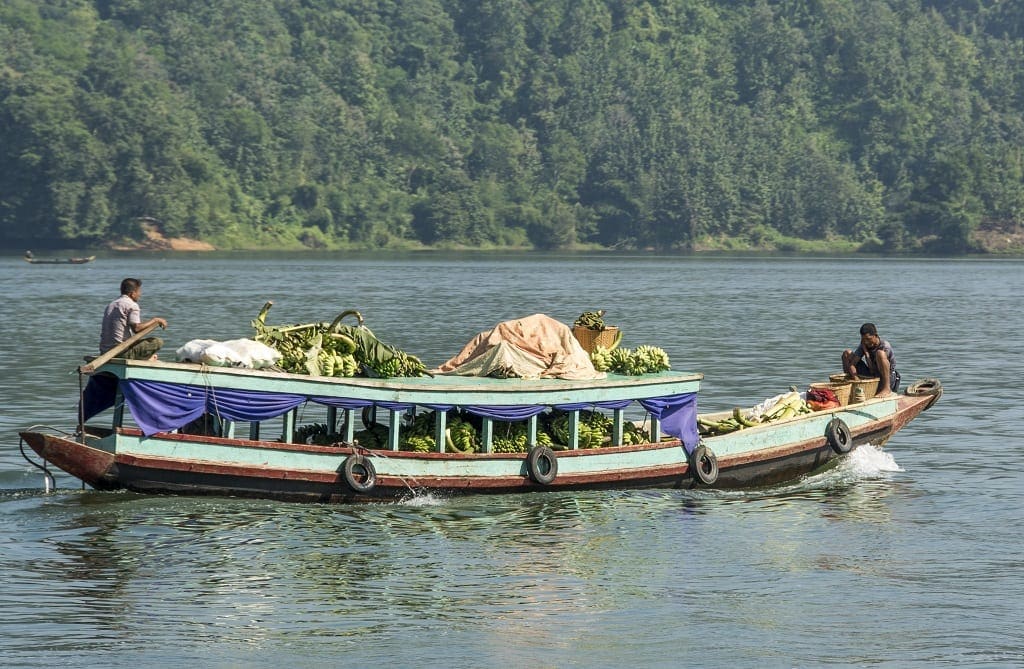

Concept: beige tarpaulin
[[432, 314, 606, 380]]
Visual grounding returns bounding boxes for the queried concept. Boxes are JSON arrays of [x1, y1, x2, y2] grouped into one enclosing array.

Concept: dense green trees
[[2, 0, 1022, 253]]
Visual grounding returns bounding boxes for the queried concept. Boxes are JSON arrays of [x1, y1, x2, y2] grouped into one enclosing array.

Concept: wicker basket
[[810, 381, 851, 406], [572, 325, 620, 353], [849, 377, 879, 403]]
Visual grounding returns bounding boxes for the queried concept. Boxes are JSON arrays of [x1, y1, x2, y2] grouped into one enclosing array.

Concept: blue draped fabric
[[121, 380, 307, 436], [640, 393, 700, 453], [118, 379, 699, 446], [459, 404, 548, 421]]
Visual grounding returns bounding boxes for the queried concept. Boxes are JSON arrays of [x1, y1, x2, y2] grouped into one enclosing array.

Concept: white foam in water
[[394, 490, 447, 507], [844, 443, 904, 477]]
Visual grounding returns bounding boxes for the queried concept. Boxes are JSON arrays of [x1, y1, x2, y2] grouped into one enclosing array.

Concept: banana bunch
[[603, 345, 672, 375], [549, 411, 608, 449], [609, 347, 633, 372], [632, 345, 671, 373], [293, 422, 346, 445], [574, 309, 607, 330], [621, 422, 651, 445], [362, 349, 425, 379], [446, 417, 480, 454], [591, 345, 613, 372], [399, 410, 437, 451], [491, 421, 555, 453], [589, 329, 624, 371], [401, 435, 435, 452], [315, 339, 360, 378]]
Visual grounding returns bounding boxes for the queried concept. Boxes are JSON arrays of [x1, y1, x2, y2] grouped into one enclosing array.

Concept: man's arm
[[131, 316, 167, 333]]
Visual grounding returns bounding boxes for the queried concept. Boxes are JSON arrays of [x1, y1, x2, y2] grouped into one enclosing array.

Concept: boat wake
[[841, 443, 904, 478], [682, 444, 903, 503]]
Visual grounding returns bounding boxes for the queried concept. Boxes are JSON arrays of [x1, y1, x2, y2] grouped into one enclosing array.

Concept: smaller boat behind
[[23, 251, 95, 265]]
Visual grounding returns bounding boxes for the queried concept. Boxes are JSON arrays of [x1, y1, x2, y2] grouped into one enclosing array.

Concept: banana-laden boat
[[20, 308, 942, 501], [19, 355, 942, 502]]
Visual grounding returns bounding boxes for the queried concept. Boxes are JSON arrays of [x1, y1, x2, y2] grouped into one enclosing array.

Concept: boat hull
[[19, 391, 938, 502]]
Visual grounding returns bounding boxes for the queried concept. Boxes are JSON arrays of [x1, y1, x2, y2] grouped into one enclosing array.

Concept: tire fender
[[342, 454, 376, 493], [906, 378, 942, 397], [690, 444, 719, 485], [526, 445, 558, 485], [825, 418, 853, 454]]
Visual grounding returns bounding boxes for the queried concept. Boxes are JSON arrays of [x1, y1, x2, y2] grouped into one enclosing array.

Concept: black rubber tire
[[825, 418, 853, 454], [690, 444, 719, 485], [526, 445, 558, 485], [906, 378, 943, 397], [342, 454, 376, 493]]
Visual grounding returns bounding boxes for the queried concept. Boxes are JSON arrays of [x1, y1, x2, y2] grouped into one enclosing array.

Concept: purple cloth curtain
[[119, 379, 699, 446], [640, 393, 700, 452], [122, 380, 307, 436]]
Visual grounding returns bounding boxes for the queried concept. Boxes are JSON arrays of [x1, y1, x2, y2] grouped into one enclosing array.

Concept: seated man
[[100, 277, 168, 360], [841, 322, 901, 396]]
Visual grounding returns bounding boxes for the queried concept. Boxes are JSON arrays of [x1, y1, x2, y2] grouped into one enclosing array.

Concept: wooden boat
[[19, 354, 942, 502], [23, 254, 95, 264]]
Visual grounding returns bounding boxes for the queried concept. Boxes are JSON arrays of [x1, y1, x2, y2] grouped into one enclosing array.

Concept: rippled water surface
[[1, 253, 1021, 667]]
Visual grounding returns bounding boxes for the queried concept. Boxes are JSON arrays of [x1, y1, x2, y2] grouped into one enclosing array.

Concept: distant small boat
[[23, 253, 95, 265]]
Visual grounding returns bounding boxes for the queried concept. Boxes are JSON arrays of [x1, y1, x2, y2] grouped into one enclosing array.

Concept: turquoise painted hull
[[20, 359, 941, 502]]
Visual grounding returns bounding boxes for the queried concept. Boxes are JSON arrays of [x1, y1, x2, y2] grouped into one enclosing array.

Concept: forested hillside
[[2, 0, 1023, 253]]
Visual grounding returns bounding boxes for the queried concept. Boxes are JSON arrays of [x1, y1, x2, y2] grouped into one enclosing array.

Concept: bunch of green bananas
[[490, 421, 555, 453], [609, 347, 633, 372], [317, 347, 360, 378], [293, 422, 347, 445], [574, 310, 607, 330], [549, 411, 607, 449], [590, 345, 613, 372], [404, 410, 437, 438], [632, 345, 671, 373], [446, 417, 480, 453], [400, 435, 435, 452], [604, 345, 672, 375], [589, 329, 624, 371], [621, 422, 651, 445], [363, 350, 426, 378]]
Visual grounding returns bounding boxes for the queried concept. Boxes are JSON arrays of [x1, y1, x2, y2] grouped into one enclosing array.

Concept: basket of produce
[[572, 310, 621, 353], [810, 381, 851, 407]]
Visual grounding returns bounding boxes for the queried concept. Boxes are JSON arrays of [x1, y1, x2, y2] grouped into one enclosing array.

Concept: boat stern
[[19, 431, 122, 490]]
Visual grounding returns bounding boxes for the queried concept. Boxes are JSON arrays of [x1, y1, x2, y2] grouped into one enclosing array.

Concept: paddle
[[79, 321, 160, 374]]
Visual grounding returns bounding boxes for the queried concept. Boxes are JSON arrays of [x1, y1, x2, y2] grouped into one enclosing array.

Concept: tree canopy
[[2, 0, 1023, 253]]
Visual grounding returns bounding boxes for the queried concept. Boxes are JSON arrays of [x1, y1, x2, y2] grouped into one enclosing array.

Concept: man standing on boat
[[100, 278, 168, 360], [842, 322, 900, 396]]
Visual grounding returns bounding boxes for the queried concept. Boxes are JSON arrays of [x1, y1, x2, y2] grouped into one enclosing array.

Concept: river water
[[0, 253, 1021, 667]]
